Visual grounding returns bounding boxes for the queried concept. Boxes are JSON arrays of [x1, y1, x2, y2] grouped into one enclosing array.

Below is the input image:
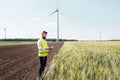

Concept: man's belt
[[40, 52, 48, 54]]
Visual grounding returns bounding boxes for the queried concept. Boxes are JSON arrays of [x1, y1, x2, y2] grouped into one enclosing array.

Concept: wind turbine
[[49, 0, 60, 42], [4, 27, 6, 40], [99, 32, 101, 41]]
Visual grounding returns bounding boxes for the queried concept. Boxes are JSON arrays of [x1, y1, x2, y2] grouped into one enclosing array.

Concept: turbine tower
[[99, 32, 101, 41], [49, 0, 60, 42], [4, 27, 6, 40]]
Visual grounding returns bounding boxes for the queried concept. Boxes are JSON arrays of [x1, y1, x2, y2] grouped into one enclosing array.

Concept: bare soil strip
[[0, 42, 64, 80]]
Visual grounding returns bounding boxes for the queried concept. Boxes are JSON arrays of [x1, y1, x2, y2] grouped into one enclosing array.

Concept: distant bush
[[110, 40, 120, 41], [0, 38, 77, 42]]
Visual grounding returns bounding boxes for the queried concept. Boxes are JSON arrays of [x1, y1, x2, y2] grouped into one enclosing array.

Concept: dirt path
[[0, 42, 64, 80]]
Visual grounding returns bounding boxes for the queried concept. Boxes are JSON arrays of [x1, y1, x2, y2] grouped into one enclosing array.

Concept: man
[[37, 31, 53, 78]]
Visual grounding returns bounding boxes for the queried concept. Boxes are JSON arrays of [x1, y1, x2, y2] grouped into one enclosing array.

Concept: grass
[[0, 41, 36, 46], [47, 41, 120, 80]]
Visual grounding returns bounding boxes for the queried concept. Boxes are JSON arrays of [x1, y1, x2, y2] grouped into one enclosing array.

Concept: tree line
[[0, 38, 78, 42]]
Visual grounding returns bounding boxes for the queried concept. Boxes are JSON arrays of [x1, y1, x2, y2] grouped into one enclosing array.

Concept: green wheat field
[[0, 41, 36, 46], [47, 41, 120, 80]]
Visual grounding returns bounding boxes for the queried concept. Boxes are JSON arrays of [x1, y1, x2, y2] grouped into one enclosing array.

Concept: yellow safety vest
[[38, 39, 48, 57]]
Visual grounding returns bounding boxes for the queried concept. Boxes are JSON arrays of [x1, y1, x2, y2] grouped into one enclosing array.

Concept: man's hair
[[42, 31, 48, 34]]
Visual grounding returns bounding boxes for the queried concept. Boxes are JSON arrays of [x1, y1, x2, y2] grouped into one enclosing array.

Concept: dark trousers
[[39, 57, 47, 77]]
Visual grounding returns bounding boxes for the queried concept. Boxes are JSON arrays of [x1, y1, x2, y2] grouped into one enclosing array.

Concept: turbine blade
[[59, 11, 65, 16], [49, 10, 57, 16]]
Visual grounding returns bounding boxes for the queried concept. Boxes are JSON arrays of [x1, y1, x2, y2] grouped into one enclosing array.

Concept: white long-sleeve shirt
[[37, 39, 45, 50]]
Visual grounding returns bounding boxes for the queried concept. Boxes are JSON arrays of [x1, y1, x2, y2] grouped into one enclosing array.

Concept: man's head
[[41, 31, 48, 39]]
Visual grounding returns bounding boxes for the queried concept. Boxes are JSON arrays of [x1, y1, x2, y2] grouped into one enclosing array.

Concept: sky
[[0, 0, 120, 40]]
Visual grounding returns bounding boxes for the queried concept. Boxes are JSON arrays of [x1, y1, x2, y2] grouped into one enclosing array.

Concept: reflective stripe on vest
[[38, 39, 48, 57]]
